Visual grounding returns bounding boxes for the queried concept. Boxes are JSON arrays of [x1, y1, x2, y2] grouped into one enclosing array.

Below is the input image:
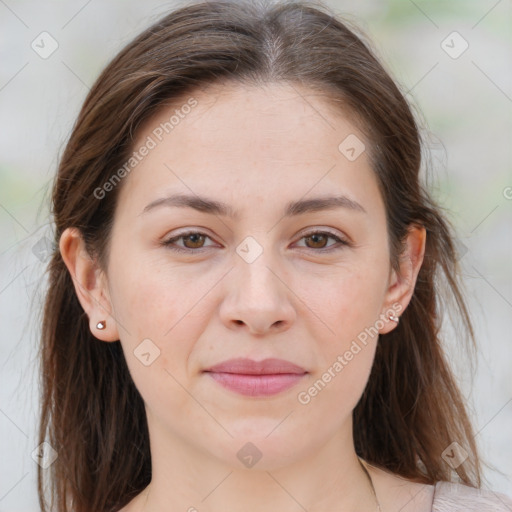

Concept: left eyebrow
[[140, 193, 367, 218]]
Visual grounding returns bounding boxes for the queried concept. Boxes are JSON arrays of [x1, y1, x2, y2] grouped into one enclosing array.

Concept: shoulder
[[432, 481, 512, 512], [363, 461, 512, 512]]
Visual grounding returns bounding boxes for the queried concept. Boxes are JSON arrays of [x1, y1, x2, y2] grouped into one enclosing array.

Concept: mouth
[[203, 358, 308, 397]]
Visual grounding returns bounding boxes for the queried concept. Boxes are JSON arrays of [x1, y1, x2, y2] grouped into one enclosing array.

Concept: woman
[[37, 1, 512, 511]]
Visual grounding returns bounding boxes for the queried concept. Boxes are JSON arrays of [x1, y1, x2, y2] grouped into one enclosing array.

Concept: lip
[[203, 358, 308, 397], [205, 357, 307, 375]]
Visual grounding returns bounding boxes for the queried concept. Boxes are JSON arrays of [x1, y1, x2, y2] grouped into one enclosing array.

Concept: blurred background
[[0, 0, 511, 509]]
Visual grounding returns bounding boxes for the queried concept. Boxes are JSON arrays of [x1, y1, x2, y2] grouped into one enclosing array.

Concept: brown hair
[[38, 1, 482, 511]]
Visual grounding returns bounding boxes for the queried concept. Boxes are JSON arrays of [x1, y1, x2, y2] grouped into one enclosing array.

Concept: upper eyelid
[[165, 228, 349, 246]]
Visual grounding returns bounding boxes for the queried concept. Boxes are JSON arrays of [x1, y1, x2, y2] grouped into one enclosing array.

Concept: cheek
[[108, 248, 191, 335], [303, 262, 388, 340], [108, 253, 216, 378], [300, 263, 387, 401], [298, 271, 383, 414], [110, 264, 202, 420]]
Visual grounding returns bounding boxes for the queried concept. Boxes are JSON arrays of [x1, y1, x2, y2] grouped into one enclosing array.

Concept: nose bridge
[[220, 234, 296, 333], [234, 235, 283, 303]]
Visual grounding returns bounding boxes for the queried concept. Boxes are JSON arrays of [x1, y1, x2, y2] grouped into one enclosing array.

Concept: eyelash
[[161, 229, 350, 254]]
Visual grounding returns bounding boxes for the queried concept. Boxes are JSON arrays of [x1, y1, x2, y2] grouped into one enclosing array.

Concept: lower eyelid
[[163, 232, 216, 251], [163, 231, 349, 252], [295, 232, 347, 248]]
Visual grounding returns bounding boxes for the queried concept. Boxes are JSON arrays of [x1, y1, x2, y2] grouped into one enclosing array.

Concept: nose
[[219, 255, 297, 336]]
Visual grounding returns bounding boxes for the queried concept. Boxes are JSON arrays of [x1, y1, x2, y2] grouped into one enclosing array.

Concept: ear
[[379, 224, 426, 335], [59, 227, 119, 342]]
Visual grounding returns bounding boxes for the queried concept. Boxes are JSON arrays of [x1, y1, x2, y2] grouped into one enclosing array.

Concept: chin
[[205, 422, 311, 471]]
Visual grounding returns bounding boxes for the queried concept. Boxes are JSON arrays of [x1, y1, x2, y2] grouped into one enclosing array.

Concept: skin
[[60, 82, 432, 511]]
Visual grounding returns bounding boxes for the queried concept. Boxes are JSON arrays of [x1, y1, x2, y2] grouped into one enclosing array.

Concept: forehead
[[132, 80, 364, 158], [119, 81, 381, 219]]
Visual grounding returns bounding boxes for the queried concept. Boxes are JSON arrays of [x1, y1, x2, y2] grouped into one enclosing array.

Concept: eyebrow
[[141, 193, 367, 218]]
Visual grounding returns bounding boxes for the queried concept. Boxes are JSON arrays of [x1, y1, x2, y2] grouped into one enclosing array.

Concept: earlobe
[[59, 227, 119, 342], [379, 225, 427, 335]]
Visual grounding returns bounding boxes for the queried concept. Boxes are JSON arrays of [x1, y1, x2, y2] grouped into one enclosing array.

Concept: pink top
[[432, 481, 512, 511]]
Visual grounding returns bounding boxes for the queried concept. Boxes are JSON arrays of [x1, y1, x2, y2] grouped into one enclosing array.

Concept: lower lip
[[205, 372, 306, 397]]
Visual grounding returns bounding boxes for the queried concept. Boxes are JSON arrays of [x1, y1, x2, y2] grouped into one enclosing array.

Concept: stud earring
[[96, 320, 106, 330], [388, 314, 400, 324]]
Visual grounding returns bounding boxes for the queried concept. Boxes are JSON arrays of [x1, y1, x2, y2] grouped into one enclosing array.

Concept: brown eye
[[181, 233, 206, 249], [304, 233, 329, 249], [163, 229, 349, 254], [162, 231, 214, 253], [296, 230, 349, 252]]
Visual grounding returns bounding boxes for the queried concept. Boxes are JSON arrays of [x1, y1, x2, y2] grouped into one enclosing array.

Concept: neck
[[136, 414, 379, 512]]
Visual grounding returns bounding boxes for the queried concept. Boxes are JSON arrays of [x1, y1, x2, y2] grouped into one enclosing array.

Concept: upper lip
[[204, 358, 307, 375]]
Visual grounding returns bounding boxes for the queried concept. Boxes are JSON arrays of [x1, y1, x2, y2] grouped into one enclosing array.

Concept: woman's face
[[88, 82, 415, 469]]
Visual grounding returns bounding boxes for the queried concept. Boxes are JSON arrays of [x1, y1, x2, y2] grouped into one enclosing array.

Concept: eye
[[162, 229, 350, 254], [294, 230, 350, 252], [161, 230, 216, 253]]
